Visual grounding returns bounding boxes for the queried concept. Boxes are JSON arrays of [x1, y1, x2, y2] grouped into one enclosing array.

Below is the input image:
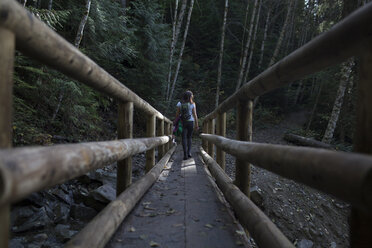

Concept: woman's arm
[[192, 104, 199, 130]]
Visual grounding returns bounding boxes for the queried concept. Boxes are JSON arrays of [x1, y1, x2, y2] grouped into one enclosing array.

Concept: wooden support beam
[[235, 100, 252, 197], [117, 102, 133, 196], [204, 121, 209, 153], [0, 27, 15, 248], [199, 147, 294, 248], [0, 137, 170, 206], [145, 115, 156, 172], [200, 134, 372, 212], [207, 119, 215, 158], [350, 41, 372, 247], [0, 0, 172, 123], [216, 112, 226, 170], [66, 146, 176, 248], [157, 118, 165, 159], [165, 122, 170, 152]]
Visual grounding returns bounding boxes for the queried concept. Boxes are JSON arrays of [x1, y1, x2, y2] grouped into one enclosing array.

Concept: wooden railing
[[0, 0, 175, 247], [200, 3, 372, 248]]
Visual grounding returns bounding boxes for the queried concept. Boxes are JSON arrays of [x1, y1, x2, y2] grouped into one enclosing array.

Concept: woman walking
[[175, 90, 199, 160]]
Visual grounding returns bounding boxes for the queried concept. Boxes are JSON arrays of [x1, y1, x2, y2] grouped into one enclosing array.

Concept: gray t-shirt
[[177, 102, 195, 121]]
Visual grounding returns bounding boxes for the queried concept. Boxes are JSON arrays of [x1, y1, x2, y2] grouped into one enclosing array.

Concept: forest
[[3, 0, 372, 247], [12, 0, 367, 149]]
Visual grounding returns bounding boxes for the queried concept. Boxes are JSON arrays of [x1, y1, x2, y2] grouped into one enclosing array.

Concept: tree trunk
[[166, 0, 187, 101], [48, 0, 53, 10], [257, 9, 270, 70], [269, 0, 294, 66], [306, 78, 322, 132], [22, 0, 27, 7], [243, 0, 262, 85], [53, 0, 91, 121], [215, 0, 229, 108], [239, 1, 250, 67], [235, 0, 259, 92], [167, 0, 194, 109], [322, 59, 354, 144], [74, 0, 92, 49]]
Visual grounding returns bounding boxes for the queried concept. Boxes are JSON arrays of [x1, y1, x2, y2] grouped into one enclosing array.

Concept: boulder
[[11, 206, 34, 226], [12, 207, 50, 233], [89, 184, 116, 203], [70, 204, 97, 221], [53, 203, 70, 224], [55, 224, 78, 243], [250, 186, 264, 209], [9, 238, 25, 248], [297, 239, 313, 248]]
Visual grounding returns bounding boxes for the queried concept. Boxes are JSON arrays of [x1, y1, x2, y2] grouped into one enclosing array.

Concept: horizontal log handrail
[[66, 145, 176, 248], [199, 147, 294, 248], [200, 134, 372, 212], [204, 2, 372, 121], [0, 136, 170, 206], [0, 0, 171, 123]]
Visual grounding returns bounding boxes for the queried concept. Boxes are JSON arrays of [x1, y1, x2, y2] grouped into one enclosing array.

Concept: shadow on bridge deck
[[106, 145, 250, 248]]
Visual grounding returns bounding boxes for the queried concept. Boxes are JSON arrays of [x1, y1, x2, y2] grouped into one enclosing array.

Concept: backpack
[[180, 103, 191, 121]]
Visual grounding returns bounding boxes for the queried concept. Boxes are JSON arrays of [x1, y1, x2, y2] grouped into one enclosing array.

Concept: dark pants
[[182, 121, 194, 157]]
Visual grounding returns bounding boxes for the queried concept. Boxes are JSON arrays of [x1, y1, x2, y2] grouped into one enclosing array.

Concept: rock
[[11, 206, 34, 226], [12, 207, 50, 233], [330, 241, 337, 248], [53, 203, 70, 224], [52, 189, 74, 205], [19, 192, 44, 207], [250, 186, 264, 209], [89, 169, 116, 186], [73, 187, 89, 204], [297, 239, 313, 248], [33, 233, 48, 243], [55, 224, 78, 243], [89, 184, 116, 203], [9, 238, 25, 248], [70, 204, 97, 221]]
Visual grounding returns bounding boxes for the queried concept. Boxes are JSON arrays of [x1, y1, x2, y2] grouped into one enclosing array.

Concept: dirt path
[[224, 110, 350, 248], [107, 145, 249, 248]]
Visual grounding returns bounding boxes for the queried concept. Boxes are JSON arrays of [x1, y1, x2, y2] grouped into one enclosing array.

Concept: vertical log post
[[216, 112, 226, 170], [116, 102, 133, 196], [202, 122, 208, 151], [350, 43, 372, 247], [157, 119, 165, 159], [235, 100, 253, 197], [145, 115, 156, 172], [204, 121, 209, 154], [0, 27, 15, 248], [207, 119, 215, 158], [165, 122, 170, 152]]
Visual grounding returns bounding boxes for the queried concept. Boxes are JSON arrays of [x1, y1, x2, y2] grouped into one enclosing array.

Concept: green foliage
[[27, 6, 71, 30]]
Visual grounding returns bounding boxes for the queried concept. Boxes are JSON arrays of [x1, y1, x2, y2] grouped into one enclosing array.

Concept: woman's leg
[[186, 121, 194, 156], [181, 124, 188, 159]]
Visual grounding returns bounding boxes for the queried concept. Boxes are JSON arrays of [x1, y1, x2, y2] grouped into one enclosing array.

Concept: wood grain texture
[[200, 134, 372, 212], [66, 146, 176, 248], [204, 3, 372, 121], [216, 112, 226, 170], [145, 115, 156, 172], [117, 102, 133, 195], [350, 41, 372, 247], [235, 100, 251, 197], [0, 137, 169, 206], [0, 0, 172, 123], [0, 27, 14, 248], [199, 147, 294, 248]]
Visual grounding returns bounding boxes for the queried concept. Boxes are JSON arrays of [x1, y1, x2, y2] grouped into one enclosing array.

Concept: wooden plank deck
[[106, 145, 250, 248]]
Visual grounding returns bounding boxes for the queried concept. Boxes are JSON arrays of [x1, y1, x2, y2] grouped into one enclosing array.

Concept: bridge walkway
[[107, 145, 250, 248]]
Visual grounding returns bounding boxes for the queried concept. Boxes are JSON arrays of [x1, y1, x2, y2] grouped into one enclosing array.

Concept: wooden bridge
[[0, 0, 372, 247]]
